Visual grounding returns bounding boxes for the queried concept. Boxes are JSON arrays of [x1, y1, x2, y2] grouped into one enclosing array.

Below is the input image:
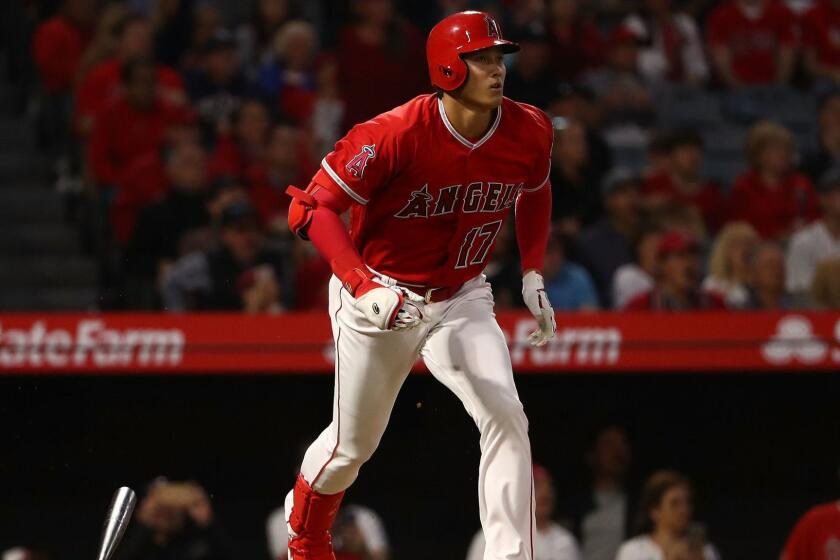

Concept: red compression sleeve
[[306, 187, 372, 294], [515, 184, 552, 272]]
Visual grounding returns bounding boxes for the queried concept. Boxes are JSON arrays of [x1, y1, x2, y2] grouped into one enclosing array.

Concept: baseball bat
[[95, 487, 137, 560]]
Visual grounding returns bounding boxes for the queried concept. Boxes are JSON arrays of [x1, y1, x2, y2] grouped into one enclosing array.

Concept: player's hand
[[522, 270, 556, 347], [354, 279, 426, 331]]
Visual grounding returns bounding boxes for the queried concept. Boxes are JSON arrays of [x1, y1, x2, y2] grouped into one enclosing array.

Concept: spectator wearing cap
[[185, 29, 258, 142], [743, 242, 792, 309], [86, 58, 189, 190], [801, 92, 840, 185], [801, 0, 840, 87], [622, 0, 708, 85], [612, 226, 663, 309], [125, 140, 213, 308], [702, 222, 760, 308], [162, 200, 287, 312], [542, 234, 599, 311], [642, 129, 725, 234], [74, 14, 185, 138], [336, 0, 426, 132], [550, 117, 605, 236], [616, 470, 719, 560], [573, 169, 641, 308], [467, 465, 581, 560], [583, 26, 656, 136], [548, 83, 612, 191], [546, 0, 605, 82], [728, 120, 819, 240], [705, 0, 796, 88], [787, 170, 840, 297], [505, 30, 556, 110], [624, 230, 726, 310]]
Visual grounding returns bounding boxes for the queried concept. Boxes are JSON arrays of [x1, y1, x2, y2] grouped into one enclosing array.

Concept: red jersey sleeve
[[314, 120, 399, 205], [521, 108, 554, 193]]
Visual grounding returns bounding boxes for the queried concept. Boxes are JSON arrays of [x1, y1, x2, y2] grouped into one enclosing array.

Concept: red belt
[[394, 282, 463, 303]]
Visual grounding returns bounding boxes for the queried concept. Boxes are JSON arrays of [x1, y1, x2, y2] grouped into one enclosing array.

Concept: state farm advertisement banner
[[0, 312, 838, 374]]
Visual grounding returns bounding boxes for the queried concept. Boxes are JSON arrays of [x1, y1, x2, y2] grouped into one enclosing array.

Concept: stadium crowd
[[16, 0, 840, 313]]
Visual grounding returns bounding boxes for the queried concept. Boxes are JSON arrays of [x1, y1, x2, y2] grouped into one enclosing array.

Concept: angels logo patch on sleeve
[[345, 144, 376, 178]]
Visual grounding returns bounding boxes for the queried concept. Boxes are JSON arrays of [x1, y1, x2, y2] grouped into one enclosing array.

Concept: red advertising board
[[0, 311, 838, 373]]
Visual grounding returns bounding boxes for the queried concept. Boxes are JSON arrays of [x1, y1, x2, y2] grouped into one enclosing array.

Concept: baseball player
[[283, 11, 556, 560]]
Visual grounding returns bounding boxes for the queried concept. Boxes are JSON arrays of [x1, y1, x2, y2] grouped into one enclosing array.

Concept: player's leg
[[422, 277, 534, 560], [287, 276, 423, 558]]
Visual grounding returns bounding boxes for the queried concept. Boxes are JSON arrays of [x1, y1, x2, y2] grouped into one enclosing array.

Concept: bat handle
[[96, 487, 137, 560]]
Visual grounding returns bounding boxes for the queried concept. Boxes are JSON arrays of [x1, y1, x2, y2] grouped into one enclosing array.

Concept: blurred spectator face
[[223, 218, 261, 264], [235, 101, 270, 149], [533, 468, 557, 524], [266, 125, 300, 170], [726, 232, 757, 279], [750, 243, 785, 297], [553, 120, 588, 167], [356, 0, 394, 26], [542, 237, 565, 280], [670, 143, 702, 180], [119, 19, 152, 59], [591, 426, 631, 480], [549, 0, 578, 22], [460, 47, 507, 111], [821, 186, 840, 218], [125, 62, 157, 109], [638, 231, 663, 275], [660, 248, 700, 295], [606, 183, 640, 224], [758, 141, 792, 176], [205, 46, 239, 84], [65, 0, 97, 26], [274, 22, 317, 70], [644, 0, 671, 15], [164, 119, 201, 147], [819, 95, 840, 135], [651, 483, 693, 535], [259, 0, 290, 27], [192, 5, 222, 51], [166, 142, 208, 192], [607, 33, 639, 73]]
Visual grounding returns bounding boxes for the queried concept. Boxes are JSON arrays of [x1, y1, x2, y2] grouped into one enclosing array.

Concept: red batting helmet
[[426, 11, 519, 91]]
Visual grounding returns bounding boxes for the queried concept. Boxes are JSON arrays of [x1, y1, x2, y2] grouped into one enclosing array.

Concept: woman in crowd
[[702, 221, 759, 309], [616, 470, 720, 560]]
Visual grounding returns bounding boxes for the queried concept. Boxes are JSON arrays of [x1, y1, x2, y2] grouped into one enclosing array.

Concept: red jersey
[[706, 1, 796, 84], [727, 170, 819, 239], [782, 501, 840, 560], [313, 94, 553, 289], [802, 1, 840, 69], [32, 15, 91, 94]]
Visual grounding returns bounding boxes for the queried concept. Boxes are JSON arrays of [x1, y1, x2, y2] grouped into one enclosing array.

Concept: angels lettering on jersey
[[394, 181, 524, 219]]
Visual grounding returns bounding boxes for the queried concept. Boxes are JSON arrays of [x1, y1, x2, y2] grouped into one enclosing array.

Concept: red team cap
[[426, 11, 520, 91]]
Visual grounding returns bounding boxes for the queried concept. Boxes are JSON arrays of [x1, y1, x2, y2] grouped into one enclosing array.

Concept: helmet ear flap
[[436, 53, 467, 91]]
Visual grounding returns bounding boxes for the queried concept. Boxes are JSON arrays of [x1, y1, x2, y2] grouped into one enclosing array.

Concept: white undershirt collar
[[437, 97, 502, 151]]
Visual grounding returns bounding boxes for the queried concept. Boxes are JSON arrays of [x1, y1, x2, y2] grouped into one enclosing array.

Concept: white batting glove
[[354, 279, 427, 331], [522, 270, 556, 347]]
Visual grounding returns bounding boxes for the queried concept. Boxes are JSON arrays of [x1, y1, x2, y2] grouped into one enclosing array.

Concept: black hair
[[668, 128, 704, 151]]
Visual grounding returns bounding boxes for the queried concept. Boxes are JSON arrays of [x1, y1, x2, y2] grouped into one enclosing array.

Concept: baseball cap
[[657, 230, 699, 258], [202, 29, 236, 54], [817, 168, 840, 194], [601, 167, 640, 197], [220, 200, 258, 228]]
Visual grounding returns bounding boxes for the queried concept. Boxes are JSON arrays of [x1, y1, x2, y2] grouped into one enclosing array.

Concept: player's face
[[460, 47, 506, 110]]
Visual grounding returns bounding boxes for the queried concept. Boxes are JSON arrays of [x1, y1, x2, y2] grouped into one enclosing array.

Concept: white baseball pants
[[298, 273, 535, 560]]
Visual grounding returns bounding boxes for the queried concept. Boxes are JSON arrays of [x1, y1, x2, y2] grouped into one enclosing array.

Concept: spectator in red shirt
[[209, 99, 272, 180], [336, 0, 427, 132], [624, 230, 727, 310], [782, 462, 840, 560], [74, 14, 185, 138], [706, 0, 796, 87], [546, 0, 605, 82], [802, 0, 840, 86], [86, 58, 185, 189], [643, 129, 725, 234], [728, 120, 820, 240], [32, 0, 95, 95]]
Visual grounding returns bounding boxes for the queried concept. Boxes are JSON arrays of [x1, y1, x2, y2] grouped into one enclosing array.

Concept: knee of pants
[[475, 394, 529, 436], [334, 431, 382, 468]]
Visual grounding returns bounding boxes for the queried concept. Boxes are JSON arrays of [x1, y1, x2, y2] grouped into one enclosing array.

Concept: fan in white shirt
[[466, 465, 581, 560], [616, 470, 720, 560], [786, 171, 840, 296]]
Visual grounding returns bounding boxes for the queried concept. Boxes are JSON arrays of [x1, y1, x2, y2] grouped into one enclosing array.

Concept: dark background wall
[[2, 371, 838, 559]]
